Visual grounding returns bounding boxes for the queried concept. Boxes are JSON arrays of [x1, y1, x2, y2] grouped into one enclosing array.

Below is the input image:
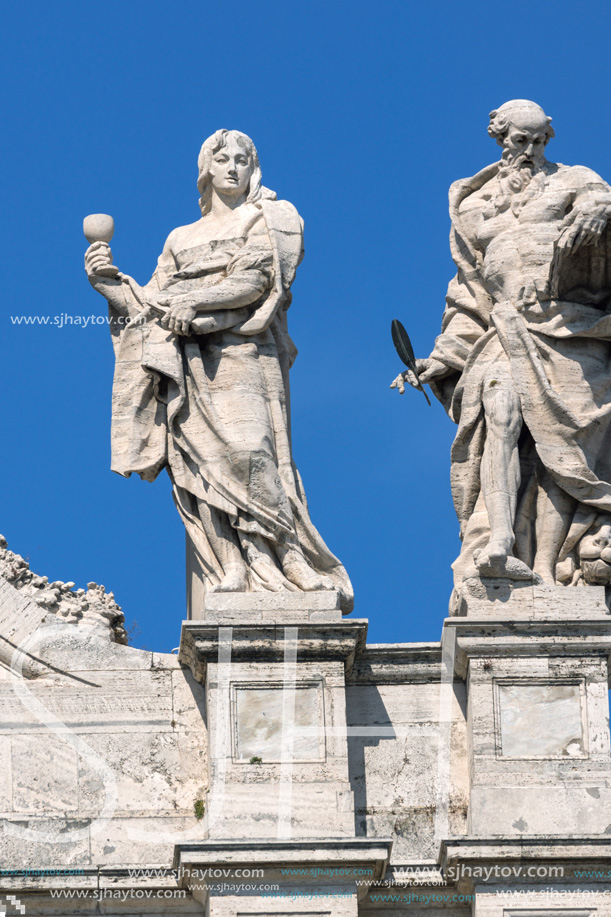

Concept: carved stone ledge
[[440, 836, 611, 889], [179, 618, 368, 682], [347, 642, 443, 684], [174, 837, 392, 894], [443, 617, 611, 681]]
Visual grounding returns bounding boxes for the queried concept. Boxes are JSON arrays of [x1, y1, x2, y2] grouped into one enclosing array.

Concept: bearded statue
[[392, 100, 611, 607]]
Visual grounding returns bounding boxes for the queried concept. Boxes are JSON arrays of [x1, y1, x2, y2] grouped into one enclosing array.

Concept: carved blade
[[391, 319, 431, 406]]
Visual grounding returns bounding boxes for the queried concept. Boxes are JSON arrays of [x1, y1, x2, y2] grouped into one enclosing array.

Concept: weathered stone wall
[[0, 542, 208, 879], [346, 645, 469, 863], [0, 630, 207, 869]]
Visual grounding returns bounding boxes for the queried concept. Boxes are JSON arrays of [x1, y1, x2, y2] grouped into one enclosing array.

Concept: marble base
[[195, 589, 343, 624], [454, 577, 609, 619]]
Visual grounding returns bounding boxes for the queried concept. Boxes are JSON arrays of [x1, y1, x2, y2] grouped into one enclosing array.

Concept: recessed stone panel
[[232, 682, 325, 762], [497, 682, 585, 758]]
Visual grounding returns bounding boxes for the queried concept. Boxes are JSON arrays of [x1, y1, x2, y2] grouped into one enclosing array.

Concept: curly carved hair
[[488, 101, 555, 147], [197, 129, 272, 215]]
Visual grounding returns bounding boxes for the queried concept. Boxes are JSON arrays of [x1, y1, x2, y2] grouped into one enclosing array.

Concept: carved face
[[578, 521, 611, 585], [208, 135, 253, 199], [502, 112, 549, 170]]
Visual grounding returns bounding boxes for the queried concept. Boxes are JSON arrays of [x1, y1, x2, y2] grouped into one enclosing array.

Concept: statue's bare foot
[[253, 558, 297, 592], [477, 539, 511, 563], [532, 565, 556, 586], [282, 556, 334, 592], [240, 534, 298, 592], [210, 563, 249, 593], [473, 547, 541, 582]]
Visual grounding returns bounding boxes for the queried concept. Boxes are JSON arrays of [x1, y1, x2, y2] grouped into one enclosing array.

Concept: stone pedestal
[[178, 591, 367, 840], [446, 583, 611, 837]]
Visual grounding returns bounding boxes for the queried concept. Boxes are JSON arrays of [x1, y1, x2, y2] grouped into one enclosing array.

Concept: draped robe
[[103, 198, 354, 612], [427, 160, 611, 588]]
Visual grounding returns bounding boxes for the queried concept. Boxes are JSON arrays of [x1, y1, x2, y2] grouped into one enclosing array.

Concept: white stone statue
[[85, 129, 353, 611], [392, 100, 611, 596]]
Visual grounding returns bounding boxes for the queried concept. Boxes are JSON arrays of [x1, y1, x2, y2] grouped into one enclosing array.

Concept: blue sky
[[2, 0, 611, 651]]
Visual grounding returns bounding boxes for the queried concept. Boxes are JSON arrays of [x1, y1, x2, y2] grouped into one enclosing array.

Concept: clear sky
[[3, 0, 611, 651]]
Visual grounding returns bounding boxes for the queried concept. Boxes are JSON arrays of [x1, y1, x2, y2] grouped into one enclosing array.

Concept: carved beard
[[495, 151, 546, 215]]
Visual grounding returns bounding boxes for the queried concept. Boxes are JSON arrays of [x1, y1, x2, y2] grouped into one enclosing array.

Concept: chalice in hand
[[83, 213, 120, 278]]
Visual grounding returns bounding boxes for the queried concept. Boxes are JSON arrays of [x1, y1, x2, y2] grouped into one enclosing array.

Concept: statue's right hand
[[390, 370, 413, 394], [85, 242, 120, 286], [417, 357, 447, 384], [390, 358, 446, 394]]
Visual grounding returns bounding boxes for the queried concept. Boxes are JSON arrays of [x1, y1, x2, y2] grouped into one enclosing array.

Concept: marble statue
[[392, 100, 611, 595], [85, 129, 353, 611]]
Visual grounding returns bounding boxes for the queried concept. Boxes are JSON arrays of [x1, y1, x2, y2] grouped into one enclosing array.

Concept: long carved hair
[[197, 129, 270, 215]]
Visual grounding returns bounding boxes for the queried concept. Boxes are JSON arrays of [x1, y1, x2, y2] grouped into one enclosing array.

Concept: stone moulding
[[0, 867, 183, 895], [178, 619, 369, 683], [174, 837, 393, 895], [443, 618, 611, 682], [440, 836, 611, 887], [347, 642, 444, 684]]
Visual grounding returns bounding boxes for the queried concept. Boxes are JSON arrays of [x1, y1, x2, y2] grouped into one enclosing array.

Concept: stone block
[[0, 669, 175, 735], [455, 578, 609, 619], [0, 817, 92, 868], [205, 781, 355, 839], [77, 731, 207, 818], [199, 590, 342, 624], [89, 816, 205, 867], [345, 680, 469, 863], [0, 734, 13, 811], [171, 667, 207, 732], [469, 785, 611, 835]]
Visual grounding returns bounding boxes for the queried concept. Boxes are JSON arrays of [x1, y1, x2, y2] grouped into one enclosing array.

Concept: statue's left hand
[[557, 210, 608, 254], [159, 301, 197, 336]]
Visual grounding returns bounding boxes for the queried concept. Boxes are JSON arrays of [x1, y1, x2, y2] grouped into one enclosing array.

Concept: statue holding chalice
[[84, 129, 353, 612]]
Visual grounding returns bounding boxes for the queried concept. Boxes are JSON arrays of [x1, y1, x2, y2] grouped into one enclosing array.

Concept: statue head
[[488, 100, 554, 172], [197, 129, 263, 215], [578, 515, 611, 585]]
